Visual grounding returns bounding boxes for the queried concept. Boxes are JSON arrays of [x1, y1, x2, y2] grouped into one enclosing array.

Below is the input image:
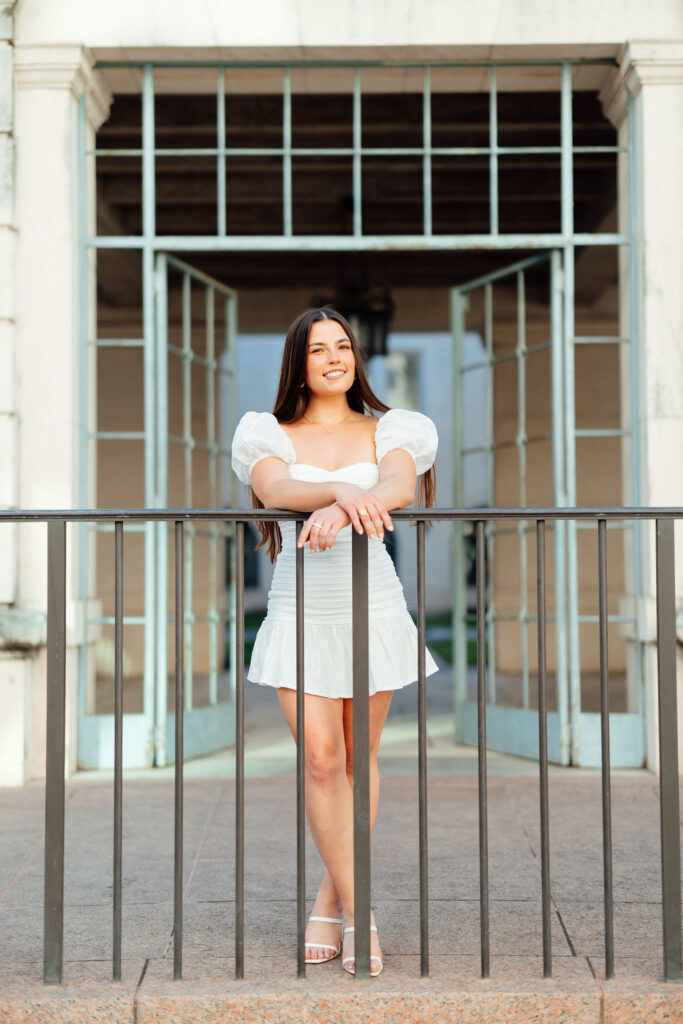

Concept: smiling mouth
[[323, 370, 346, 379]]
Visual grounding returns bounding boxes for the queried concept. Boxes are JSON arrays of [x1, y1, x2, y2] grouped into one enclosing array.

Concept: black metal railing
[[0, 506, 681, 986]]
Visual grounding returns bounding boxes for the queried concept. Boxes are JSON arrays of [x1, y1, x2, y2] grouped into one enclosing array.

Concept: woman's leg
[[278, 687, 393, 962], [314, 690, 393, 912], [277, 689, 352, 960], [336, 690, 393, 968]]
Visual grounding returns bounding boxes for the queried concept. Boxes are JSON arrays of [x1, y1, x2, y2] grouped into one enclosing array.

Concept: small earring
[[300, 381, 306, 389]]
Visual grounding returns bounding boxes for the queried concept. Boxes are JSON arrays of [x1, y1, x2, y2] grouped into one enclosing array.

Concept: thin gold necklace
[[303, 409, 354, 436]]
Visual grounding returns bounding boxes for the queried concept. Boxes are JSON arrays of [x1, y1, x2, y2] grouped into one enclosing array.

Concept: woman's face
[[304, 319, 356, 397]]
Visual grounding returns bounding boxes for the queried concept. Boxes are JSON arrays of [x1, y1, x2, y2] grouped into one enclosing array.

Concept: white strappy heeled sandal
[[342, 924, 384, 977], [304, 915, 343, 964]]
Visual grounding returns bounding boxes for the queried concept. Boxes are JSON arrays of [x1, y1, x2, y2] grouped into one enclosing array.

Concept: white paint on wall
[[14, 0, 683, 51]]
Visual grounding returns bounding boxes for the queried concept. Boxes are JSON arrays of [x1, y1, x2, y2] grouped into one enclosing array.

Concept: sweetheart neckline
[[290, 461, 379, 473]]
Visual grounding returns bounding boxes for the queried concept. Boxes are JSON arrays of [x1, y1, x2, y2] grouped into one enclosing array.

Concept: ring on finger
[[312, 521, 323, 528]]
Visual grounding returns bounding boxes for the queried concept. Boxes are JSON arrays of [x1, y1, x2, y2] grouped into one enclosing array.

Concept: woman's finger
[[357, 506, 377, 539], [312, 520, 325, 553], [297, 519, 312, 548], [366, 497, 393, 533], [298, 512, 319, 548], [367, 505, 384, 539], [378, 505, 393, 531], [338, 501, 363, 534], [324, 522, 342, 550]]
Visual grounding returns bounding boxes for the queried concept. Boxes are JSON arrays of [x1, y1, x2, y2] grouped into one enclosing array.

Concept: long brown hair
[[251, 306, 436, 561]]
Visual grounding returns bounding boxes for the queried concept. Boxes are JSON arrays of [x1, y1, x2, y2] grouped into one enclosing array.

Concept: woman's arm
[[297, 449, 418, 552], [367, 448, 417, 511], [251, 457, 338, 511], [251, 457, 394, 528]]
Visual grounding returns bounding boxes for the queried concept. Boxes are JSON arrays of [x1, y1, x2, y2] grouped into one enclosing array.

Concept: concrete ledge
[[3, 955, 682, 1024], [0, 960, 142, 1024], [0, 608, 46, 649], [136, 955, 599, 1024]]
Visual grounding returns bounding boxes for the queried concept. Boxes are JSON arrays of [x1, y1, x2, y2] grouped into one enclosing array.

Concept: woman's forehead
[[308, 319, 350, 345]]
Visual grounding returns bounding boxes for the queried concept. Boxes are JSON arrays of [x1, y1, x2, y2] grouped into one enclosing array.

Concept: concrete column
[[0, 44, 111, 784], [601, 41, 683, 770], [0, 1, 16, 602]]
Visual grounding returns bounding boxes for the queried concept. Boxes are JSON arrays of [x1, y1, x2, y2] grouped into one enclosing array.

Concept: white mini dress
[[231, 408, 439, 698]]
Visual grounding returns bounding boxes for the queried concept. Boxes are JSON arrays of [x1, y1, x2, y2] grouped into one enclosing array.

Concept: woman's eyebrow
[[308, 336, 349, 347]]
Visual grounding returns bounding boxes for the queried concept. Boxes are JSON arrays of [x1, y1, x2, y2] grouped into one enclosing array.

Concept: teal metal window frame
[[77, 56, 643, 768]]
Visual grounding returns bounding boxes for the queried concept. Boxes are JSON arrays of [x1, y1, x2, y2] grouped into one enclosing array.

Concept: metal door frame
[[451, 252, 569, 763], [77, 245, 237, 768], [451, 249, 644, 766], [152, 253, 238, 766]]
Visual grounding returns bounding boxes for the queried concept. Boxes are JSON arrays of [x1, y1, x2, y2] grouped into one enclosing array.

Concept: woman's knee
[[305, 738, 346, 787], [343, 742, 382, 779]]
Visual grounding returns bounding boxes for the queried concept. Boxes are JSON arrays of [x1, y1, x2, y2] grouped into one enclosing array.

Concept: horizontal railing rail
[[0, 506, 680, 985]]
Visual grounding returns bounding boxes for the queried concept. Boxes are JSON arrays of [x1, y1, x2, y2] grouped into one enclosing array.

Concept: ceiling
[[95, 88, 619, 315]]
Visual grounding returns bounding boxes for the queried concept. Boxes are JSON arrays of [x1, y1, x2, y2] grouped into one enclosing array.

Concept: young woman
[[231, 307, 438, 976]]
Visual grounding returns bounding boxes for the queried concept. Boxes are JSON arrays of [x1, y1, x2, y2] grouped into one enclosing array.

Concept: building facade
[[0, 0, 681, 783]]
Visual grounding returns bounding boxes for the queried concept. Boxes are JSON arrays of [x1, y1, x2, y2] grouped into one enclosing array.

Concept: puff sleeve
[[374, 408, 438, 475], [231, 411, 296, 485]]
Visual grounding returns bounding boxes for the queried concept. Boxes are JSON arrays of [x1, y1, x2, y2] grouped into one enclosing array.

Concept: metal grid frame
[[89, 58, 629, 250], [78, 56, 641, 768]]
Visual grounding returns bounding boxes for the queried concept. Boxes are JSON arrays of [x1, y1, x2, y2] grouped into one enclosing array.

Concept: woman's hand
[[297, 503, 351, 553], [331, 483, 393, 540]]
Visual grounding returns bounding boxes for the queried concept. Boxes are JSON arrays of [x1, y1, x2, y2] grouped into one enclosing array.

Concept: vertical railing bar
[[235, 520, 245, 979], [655, 518, 682, 981], [173, 521, 185, 980], [282, 67, 292, 236], [217, 68, 227, 235], [489, 66, 498, 235], [113, 520, 124, 982], [476, 519, 490, 979], [422, 66, 432, 237], [295, 520, 306, 978], [598, 517, 615, 979], [353, 68, 362, 238], [44, 519, 67, 986], [536, 519, 552, 978], [352, 529, 371, 979], [417, 520, 429, 976]]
